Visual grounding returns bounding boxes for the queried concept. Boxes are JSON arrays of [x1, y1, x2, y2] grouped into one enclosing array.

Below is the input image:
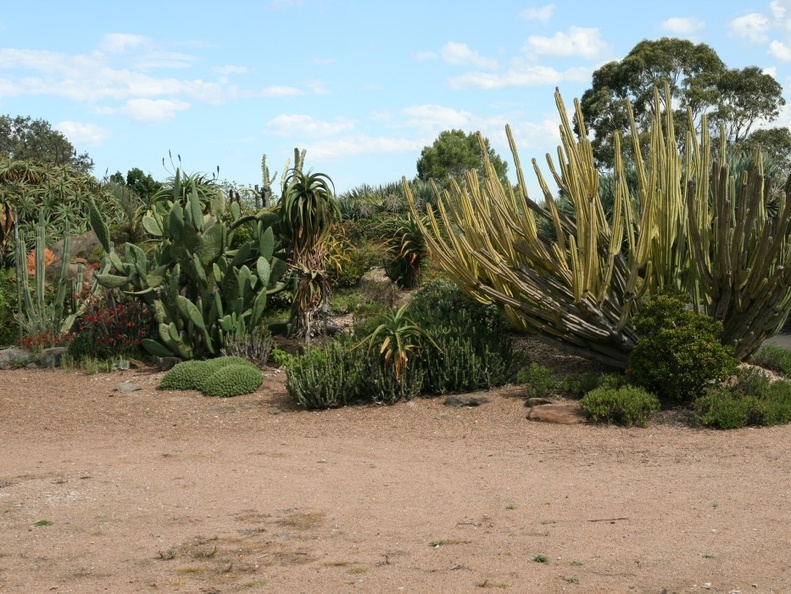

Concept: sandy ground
[[1, 361, 791, 594]]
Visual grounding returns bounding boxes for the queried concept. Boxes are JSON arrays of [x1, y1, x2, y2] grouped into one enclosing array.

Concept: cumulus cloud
[[401, 104, 474, 129], [729, 12, 771, 43], [523, 26, 609, 60], [440, 42, 498, 70], [55, 121, 110, 146], [306, 134, 424, 159], [261, 85, 302, 98], [264, 114, 355, 137], [98, 33, 147, 53], [99, 98, 190, 123], [520, 5, 554, 23], [770, 39, 791, 60], [447, 63, 591, 90], [660, 17, 705, 35]]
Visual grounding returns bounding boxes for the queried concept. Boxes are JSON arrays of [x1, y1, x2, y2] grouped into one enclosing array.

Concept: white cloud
[[214, 65, 247, 76], [769, 40, 791, 60], [729, 12, 771, 43], [98, 98, 190, 123], [306, 135, 424, 160], [413, 51, 437, 61], [98, 33, 147, 53], [440, 42, 498, 70], [447, 63, 592, 90], [401, 104, 473, 129], [520, 5, 554, 23], [264, 114, 355, 137], [55, 121, 110, 146], [523, 26, 609, 60], [660, 17, 705, 35], [261, 85, 302, 98]]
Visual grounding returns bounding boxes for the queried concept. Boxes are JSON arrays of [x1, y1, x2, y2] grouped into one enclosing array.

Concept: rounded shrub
[[159, 356, 254, 391], [580, 385, 661, 427], [627, 292, 739, 405], [202, 364, 263, 398]]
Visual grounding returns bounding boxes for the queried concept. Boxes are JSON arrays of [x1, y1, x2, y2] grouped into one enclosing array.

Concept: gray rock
[[525, 397, 554, 407], [0, 347, 34, 370], [39, 347, 68, 368], [444, 395, 491, 408], [116, 383, 142, 393]]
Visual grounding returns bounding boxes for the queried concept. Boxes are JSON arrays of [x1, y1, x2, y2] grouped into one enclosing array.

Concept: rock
[[39, 347, 68, 368], [116, 383, 142, 393], [444, 395, 490, 408], [527, 401, 587, 424], [156, 357, 181, 371], [0, 347, 34, 370], [525, 397, 554, 407]]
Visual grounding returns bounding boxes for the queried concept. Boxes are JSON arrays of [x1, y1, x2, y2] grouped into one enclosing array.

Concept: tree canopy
[[416, 129, 508, 186], [0, 115, 93, 173], [579, 37, 785, 169]]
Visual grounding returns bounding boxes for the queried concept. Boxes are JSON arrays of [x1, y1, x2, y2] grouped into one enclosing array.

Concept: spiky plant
[[406, 84, 791, 367]]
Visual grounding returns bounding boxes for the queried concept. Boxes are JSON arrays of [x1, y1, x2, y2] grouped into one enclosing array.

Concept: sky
[[1, 0, 791, 199]]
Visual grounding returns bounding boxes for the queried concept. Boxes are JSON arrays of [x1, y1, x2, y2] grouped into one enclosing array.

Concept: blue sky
[[1, 1, 790, 198]]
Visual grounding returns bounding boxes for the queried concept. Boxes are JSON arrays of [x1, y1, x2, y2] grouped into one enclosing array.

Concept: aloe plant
[[278, 167, 340, 342]]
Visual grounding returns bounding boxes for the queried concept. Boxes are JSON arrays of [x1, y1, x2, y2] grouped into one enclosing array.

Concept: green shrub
[[285, 340, 365, 409], [750, 344, 791, 376], [580, 385, 660, 427], [0, 268, 18, 347], [407, 280, 515, 394], [361, 356, 424, 404], [516, 362, 557, 399], [693, 367, 791, 429], [159, 356, 252, 391], [627, 293, 739, 405], [221, 325, 275, 367], [202, 364, 263, 397]]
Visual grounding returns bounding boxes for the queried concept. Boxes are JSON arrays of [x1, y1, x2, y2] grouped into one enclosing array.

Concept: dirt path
[[1, 367, 790, 593]]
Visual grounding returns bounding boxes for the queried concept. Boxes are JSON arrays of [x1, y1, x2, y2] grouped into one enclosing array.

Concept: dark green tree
[[0, 115, 93, 172], [579, 38, 784, 168], [125, 168, 162, 204], [737, 127, 791, 174], [710, 66, 785, 143], [416, 129, 508, 186]]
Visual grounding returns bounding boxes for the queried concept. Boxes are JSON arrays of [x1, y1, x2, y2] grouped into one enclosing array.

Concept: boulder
[[39, 347, 68, 368], [0, 347, 34, 370]]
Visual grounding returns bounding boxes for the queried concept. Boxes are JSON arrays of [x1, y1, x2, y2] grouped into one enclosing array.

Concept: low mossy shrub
[[693, 367, 791, 429], [159, 356, 259, 396], [749, 344, 791, 377], [202, 364, 263, 398], [580, 385, 661, 427], [0, 268, 18, 347], [627, 293, 739, 405]]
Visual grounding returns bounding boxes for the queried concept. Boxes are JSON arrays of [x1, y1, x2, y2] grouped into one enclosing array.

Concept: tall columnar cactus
[[92, 171, 287, 360], [406, 84, 791, 367], [685, 127, 791, 360]]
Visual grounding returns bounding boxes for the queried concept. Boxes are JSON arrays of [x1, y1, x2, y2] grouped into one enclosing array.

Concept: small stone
[[444, 395, 490, 408], [525, 397, 554, 407], [116, 383, 142, 393]]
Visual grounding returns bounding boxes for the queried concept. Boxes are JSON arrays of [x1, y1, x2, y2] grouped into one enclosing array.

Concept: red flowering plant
[[67, 286, 154, 360]]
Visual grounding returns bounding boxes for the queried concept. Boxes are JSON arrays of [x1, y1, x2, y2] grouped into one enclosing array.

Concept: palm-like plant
[[356, 304, 436, 379], [279, 168, 340, 341], [376, 212, 429, 289]]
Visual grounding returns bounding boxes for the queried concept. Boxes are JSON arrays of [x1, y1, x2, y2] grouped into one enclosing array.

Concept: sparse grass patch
[[533, 554, 549, 563]]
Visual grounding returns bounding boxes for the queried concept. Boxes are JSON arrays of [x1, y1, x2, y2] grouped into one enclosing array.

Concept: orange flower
[[26, 247, 57, 276]]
